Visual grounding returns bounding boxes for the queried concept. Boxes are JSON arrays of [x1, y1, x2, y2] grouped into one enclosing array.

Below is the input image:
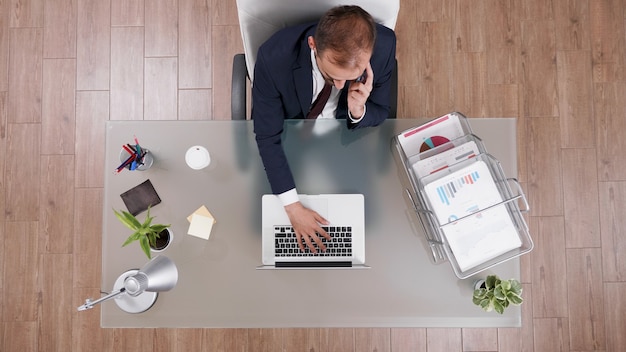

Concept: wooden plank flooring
[[1, 0, 625, 350]]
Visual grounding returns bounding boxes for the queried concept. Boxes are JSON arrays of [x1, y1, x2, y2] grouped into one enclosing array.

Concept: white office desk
[[101, 118, 521, 328]]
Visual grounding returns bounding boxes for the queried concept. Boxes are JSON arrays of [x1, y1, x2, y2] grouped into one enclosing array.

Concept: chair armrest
[[231, 53, 248, 120]]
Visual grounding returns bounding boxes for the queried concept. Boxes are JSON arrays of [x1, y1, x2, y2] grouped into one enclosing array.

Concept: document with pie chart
[[396, 113, 466, 159]]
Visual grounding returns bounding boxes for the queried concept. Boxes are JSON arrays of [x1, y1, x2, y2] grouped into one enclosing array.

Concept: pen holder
[[119, 145, 154, 171]]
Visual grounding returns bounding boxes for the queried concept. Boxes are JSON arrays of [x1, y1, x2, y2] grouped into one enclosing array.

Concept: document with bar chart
[[423, 160, 522, 271]]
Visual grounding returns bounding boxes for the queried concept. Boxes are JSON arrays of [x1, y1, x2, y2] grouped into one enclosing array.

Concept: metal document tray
[[393, 112, 533, 279]]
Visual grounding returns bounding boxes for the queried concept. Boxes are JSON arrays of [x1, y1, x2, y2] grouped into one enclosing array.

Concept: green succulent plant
[[472, 275, 523, 314], [114, 207, 170, 259]]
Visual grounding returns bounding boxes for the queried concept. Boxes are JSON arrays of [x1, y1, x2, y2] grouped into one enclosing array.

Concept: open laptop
[[258, 194, 368, 269]]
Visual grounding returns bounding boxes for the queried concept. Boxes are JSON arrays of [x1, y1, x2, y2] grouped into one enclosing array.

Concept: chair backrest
[[236, 0, 400, 82]]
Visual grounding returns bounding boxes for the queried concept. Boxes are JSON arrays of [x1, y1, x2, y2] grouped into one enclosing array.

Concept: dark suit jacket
[[252, 22, 397, 194]]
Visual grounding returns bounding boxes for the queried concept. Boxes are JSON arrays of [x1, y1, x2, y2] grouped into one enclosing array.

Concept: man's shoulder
[[258, 22, 316, 59], [272, 22, 317, 40], [374, 23, 396, 46]]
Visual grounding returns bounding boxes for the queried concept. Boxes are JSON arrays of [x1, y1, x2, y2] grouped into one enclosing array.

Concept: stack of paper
[[397, 113, 466, 158], [187, 205, 217, 240], [394, 112, 533, 277], [423, 161, 522, 271]]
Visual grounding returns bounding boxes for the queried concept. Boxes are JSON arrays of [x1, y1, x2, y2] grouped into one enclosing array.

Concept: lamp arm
[[77, 288, 126, 311]]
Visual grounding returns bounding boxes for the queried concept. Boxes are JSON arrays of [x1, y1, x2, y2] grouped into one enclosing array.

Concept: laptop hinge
[[275, 261, 352, 268]]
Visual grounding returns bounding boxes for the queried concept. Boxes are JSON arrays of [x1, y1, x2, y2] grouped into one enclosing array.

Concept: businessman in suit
[[252, 5, 397, 252]]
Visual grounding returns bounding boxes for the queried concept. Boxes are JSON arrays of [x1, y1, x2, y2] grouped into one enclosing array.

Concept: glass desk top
[[101, 118, 521, 328]]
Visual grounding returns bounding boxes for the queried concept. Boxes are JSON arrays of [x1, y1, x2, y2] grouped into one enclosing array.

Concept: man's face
[[309, 37, 371, 90]]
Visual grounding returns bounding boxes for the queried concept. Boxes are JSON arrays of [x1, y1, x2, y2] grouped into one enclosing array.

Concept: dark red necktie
[[306, 83, 332, 119]]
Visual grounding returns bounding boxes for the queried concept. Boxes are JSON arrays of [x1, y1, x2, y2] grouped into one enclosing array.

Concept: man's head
[[308, 5, 376, 89]]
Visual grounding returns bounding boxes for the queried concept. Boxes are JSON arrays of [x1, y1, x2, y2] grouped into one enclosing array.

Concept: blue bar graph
[[435, 170, 480, 205]]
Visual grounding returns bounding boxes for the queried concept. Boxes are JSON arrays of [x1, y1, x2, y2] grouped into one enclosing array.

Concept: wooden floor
[[1, 0, 625, 351]]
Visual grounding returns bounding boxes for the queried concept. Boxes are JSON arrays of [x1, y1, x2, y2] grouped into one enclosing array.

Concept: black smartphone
[[355, 70, 368, 83]]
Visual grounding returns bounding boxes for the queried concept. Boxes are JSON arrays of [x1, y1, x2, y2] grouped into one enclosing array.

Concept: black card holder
[[120, 179, 162, 216]]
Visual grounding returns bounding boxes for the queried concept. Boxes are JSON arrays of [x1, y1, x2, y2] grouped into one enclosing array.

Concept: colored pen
[[116, 154, 137, 173], [133, 136, 142, 156], [122, 144, 135, 155]]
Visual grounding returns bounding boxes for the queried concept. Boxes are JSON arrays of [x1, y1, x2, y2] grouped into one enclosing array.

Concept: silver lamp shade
[[124, 255, 179, 296], [77, 255, 179, 313]]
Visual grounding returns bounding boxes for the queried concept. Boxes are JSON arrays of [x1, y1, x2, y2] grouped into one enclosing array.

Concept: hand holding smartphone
[[347, 63, 372, 119], [355, 69, 368, 83]]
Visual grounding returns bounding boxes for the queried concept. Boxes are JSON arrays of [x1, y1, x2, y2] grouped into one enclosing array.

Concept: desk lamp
[[77, 255, 178, 313]]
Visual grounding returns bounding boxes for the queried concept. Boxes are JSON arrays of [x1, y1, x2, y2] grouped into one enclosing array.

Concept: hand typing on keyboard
[[274, 226, 354, 257], [284, 201, 331, 253]]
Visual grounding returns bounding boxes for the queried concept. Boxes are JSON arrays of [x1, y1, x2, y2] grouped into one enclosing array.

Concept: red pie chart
[[420, 136, 450, 152]]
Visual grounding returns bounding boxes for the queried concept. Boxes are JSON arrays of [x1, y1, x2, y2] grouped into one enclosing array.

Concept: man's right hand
[[284, 201, 331, 253]]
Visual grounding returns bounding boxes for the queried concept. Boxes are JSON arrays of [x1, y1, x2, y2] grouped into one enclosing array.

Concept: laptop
[[258, 194, 368, 269]]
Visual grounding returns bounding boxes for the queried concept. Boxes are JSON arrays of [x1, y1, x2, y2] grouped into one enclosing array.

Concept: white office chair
[[231, 0, 400, 120]]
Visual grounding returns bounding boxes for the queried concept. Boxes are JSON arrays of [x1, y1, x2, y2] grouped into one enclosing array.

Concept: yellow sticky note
[[186, 205, 217, 240], [187, 205, 215, 223], [187, 213, 215, 240]]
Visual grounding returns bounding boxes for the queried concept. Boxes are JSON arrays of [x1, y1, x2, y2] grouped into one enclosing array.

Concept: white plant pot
[[150, 228, 173, 253], [473, 279, 486, 291]]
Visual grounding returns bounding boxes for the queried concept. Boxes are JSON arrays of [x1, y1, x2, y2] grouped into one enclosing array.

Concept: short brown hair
[[314, 5, 376, 68]]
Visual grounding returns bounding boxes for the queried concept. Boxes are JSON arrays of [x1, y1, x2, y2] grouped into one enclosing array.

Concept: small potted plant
[[472, 275, 523, 314], [114, 207, 172, 259]]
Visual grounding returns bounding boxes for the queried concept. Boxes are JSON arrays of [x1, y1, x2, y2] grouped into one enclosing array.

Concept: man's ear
[[307, 36, 316, 50]]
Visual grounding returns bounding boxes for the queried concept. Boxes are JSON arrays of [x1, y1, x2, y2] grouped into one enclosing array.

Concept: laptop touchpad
[[300, 197, 329, 219]]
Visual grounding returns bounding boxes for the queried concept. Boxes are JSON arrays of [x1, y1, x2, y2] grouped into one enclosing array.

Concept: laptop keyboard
[[274, 226, 352, 257]]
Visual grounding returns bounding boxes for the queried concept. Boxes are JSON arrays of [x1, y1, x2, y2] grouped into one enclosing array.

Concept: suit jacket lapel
[[293, 27, 315, 117]]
